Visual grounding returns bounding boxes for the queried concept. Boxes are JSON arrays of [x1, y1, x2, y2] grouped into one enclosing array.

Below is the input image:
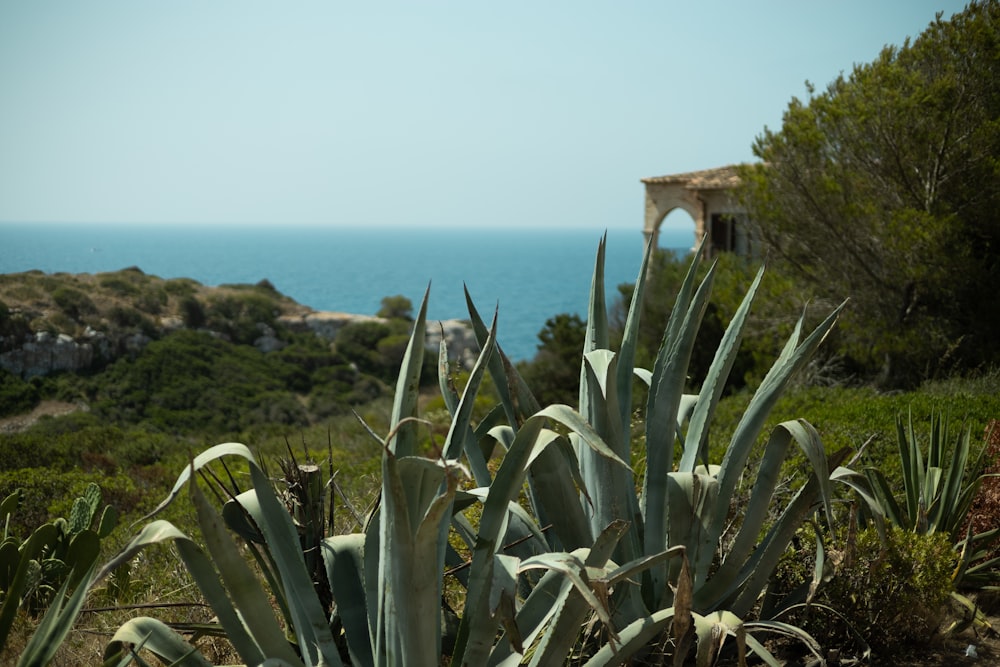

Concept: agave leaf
[[709, 447, 851, 617], [438, 329, 459, 415], [221, 490, 264, 544], [465, 286, 591, 552], [605, 545, 687, 589], [633, 367, 653, 386], [672, 553, 695, 667], [581, 233, 610, 367], [0, 522, 59, 649], [103, 617, 212, 667], [191, 478, 301, 666], [781, 420, 835, 527], [16, 561, 97, 667], [582, 350, 627, 459], [680, 264, 765, 473], [580, 607, 677, 667], [521, 523, 637, 665], [384, 455, 462, 666], [863, 467, 907, 529], [441, 310, 498, 486], [614, 236, 655, 437], [453, 417, 550, 665], [522, 549, 617, 667], [711, 301, 845, 549], [458, 406, 624, 665], [463, 285, 541, 425], [702, 424, 795, 590], [245, 463, 344, 666], [665, 472, 719, 595], [830, 466, 887, 541], [373, 289, 432, 667], [578, 351, 641, 566], [321, 533, 373, 667], [692, 610, 744, 667], [489, 566, 573, 666], [98, 518, 283, 666], [536, 404, 629, 470], [578, 234, 610, 439], [498, 525, 644, 666], [743, 620, 823, 666], [139, 442, 256, 522], [387, 284, 429, 459], [643, 252, 715, 581]]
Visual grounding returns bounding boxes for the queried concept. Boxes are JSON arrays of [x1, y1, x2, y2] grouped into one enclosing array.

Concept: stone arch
[[656, 207, 698, 253]]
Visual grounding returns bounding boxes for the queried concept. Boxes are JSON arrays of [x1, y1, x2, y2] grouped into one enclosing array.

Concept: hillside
[[0, 267, 476, 431]]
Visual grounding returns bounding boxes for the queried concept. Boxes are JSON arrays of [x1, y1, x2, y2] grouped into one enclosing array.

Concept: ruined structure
[[641, 165, 755, 258]]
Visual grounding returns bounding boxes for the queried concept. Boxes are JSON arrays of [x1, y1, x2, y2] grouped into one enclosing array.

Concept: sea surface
[[1, 223, 691, 361]]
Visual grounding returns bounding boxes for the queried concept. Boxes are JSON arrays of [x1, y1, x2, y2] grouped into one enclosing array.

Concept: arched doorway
[[656, 208, 697, 257]]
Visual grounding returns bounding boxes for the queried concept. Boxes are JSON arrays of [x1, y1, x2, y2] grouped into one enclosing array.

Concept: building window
[[710, 214, 735, 253]]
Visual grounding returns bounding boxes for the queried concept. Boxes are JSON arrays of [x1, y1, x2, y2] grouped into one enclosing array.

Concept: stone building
[[641, 165, 755, 258]]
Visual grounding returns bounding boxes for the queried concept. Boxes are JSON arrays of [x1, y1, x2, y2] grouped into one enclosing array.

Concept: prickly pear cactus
[[0, 483, 117, 649]]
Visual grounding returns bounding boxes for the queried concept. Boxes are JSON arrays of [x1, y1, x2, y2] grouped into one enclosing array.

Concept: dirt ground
[[0, 400, 85, 434]]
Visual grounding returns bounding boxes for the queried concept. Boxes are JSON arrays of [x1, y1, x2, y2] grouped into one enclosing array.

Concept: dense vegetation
[[737, 0, 1000, 387]]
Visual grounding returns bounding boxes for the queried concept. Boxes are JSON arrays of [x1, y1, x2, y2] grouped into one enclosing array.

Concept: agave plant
[[2, 484, 114, 667], [863, 412, 1000, 589], [462, 236, 853, 662], [317, 290, 698, 667]]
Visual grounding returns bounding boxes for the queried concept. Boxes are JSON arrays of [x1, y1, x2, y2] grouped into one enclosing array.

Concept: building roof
[[641, 164, 743, 189]]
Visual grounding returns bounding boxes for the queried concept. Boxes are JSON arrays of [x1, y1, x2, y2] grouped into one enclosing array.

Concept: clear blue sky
[[0, 1, 969, 230]]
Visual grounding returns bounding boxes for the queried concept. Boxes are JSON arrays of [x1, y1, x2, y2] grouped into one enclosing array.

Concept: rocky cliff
[[0, 269, 480, 378]]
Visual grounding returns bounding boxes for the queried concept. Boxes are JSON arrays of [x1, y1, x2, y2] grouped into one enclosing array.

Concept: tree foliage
[[520, 312, 587, 405], [611, 250, 807, 392], [739, 1, 1000, 386]]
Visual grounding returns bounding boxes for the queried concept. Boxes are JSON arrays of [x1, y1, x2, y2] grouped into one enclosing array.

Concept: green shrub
[[163, 277, 198, 297], [178, 295, 206, 328], [336, 320, 392, 377], [0, 309, 31, 348], [0, 469, 140, 538], [375, 333, 411, 373], [90, 330, 330, 434], [50, 287, 96, 321], [820, 527, 956, 654], [98, 276, 140, 297], [520, 312, 586, 405], [136, 285, 167, 314], [108, 305, 156, 336], [0, 371, 38, 418], [205, 292, 280, 344], [376, 294, 413, 320], [705, 374, 1000, 479]]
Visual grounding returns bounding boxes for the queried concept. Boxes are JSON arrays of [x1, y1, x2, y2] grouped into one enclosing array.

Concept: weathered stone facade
[[642, 165, 755, 258]]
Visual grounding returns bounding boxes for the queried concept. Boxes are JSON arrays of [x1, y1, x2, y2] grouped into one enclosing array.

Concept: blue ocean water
[[1, 223, 691, 361]]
